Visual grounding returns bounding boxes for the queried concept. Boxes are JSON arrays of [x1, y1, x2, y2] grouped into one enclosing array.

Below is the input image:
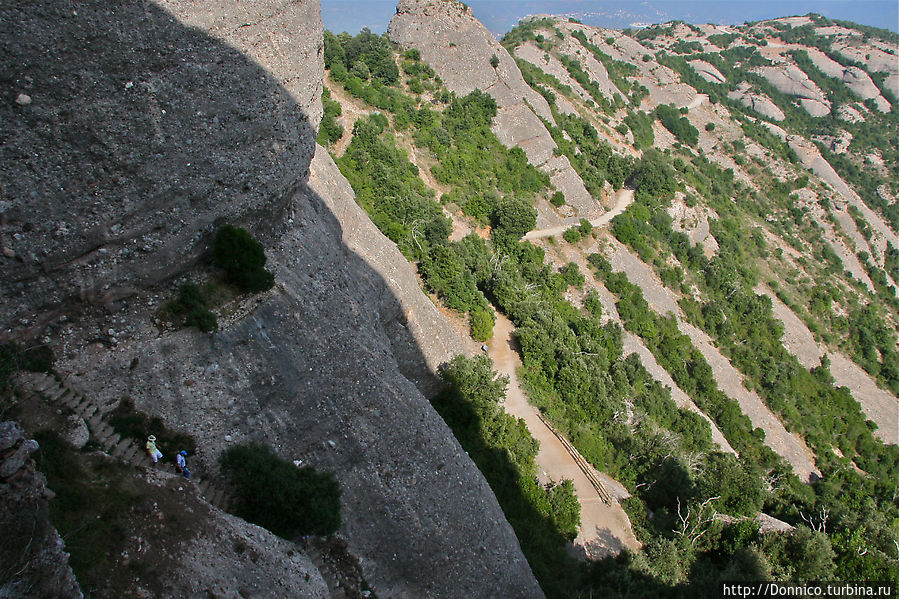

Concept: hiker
[[146, 435, 163, 466], [176, 450, 191, 479]]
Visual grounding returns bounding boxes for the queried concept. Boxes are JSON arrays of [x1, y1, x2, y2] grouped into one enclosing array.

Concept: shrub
[[563, 227, 582, 243], [220, 443, 341, 538], [490, 54, 500, 69], [470, 306, 495, 341], [108, 397, 196, 464], [212, 225, 275, 293], [550, 191, 566, 206], [705, 122, 716, 132], [168, 282, 217, 332]]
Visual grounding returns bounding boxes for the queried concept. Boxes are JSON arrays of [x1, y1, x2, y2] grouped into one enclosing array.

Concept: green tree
[[212, 225, 275, 293]]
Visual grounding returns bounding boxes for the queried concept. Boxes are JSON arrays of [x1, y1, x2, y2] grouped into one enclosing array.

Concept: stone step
[[68, 397, 89, 413], [97, 424, 116, 440], [102, 433, 121, 452], [122, 444, 140, 463], [46, 385, 68, 402], [98, 402, 118, 416], [61, 394, 82, 410], [34, 374, 57, 393], [87, 412, 105, 432], [77, 403, 98, 420], [110, 439, 131, 459]]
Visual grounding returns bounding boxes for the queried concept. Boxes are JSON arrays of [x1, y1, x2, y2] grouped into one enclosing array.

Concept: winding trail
[[487, 313, 641, 560], [524, 188, 634, 241]]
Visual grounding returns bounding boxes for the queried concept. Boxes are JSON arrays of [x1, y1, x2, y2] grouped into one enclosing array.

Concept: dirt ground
[[487, 312, 641, 559]]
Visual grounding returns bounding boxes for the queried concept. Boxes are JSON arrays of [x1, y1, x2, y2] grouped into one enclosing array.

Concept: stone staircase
[[13, 371, 234, 512]]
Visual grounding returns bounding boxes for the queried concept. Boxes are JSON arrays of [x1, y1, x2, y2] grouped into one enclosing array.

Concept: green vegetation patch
[[166, 282, 217, 333], [212, 225, 275, 293], [108, 397, 197, 465]]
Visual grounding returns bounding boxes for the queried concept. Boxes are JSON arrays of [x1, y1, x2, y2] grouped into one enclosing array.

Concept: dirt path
[[325, 78, 372, 157], [524, 188, 634, 241], [488, 313, 641, 559]]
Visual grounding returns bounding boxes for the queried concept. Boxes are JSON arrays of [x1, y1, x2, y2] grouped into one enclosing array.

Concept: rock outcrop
[[0, 422, 82, 599], [0, 0, 323, 339], [2, 1, 544, 597], [728, 83, 786, 121], [803, 48, 890, 111], [690, 60, 727, 84], [54, 144, 543, 598], [755, 65, 831, 116], [389, 0, 600, 221]]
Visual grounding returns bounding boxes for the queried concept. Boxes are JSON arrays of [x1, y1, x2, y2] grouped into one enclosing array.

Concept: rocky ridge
[[2, 1, 544, 597], [388, 0, 601, 224]]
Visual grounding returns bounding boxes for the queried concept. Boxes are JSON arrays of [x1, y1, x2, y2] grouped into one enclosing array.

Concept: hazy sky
[[322, 0, 899, 35]]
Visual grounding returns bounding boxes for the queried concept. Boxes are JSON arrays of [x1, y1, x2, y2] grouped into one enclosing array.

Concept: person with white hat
[[146, 435, 163, 467]]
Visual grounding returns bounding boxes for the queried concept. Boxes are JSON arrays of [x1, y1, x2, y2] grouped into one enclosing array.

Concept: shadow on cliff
[[2, 2, 546, 597], [1, 0, 313, 337]]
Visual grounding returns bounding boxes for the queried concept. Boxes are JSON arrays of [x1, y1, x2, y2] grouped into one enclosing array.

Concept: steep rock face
[[0, 0, 322, 337], [389, 0, 599, 221], [2, 2, 543, 597], [0, 422, 82, 599], [755, 65, 831, 116], [57, 147, 542, 598]]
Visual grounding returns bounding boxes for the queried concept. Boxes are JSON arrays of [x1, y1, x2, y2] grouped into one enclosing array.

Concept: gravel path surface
[[488, 313, 641, 559], [524, 188, 634, 241]]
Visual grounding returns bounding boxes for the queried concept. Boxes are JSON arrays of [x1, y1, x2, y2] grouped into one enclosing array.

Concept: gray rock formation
[[728, 83, 786, 121], [0, 421, 82, 599], [689, 60, 727, 84], [755, 65, 831, 116], [0, 0, 322, 339], [60, 145, 543, 598], [389, 0, 600, 220], [2, 1, 543, 597]]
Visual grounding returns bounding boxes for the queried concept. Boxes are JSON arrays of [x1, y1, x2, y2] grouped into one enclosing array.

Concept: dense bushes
[[167, 282, 217, 332], [212, 225, 275, 293], [317, 86, 343, 146], [435, 355, 582, 594], [220, 443, 341, 538], [655, 104, 699, 146], [324, 29, 398, 84]]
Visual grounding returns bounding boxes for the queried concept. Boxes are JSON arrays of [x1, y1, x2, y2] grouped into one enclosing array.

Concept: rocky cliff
[[389, 0, 601, 226], [0, 0, 322, 339], [1, 1, 543, 597]]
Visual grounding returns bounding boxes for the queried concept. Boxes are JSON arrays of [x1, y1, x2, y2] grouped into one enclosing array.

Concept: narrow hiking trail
[[487, 312, 641, 559], [524, 187, 634, 241]]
